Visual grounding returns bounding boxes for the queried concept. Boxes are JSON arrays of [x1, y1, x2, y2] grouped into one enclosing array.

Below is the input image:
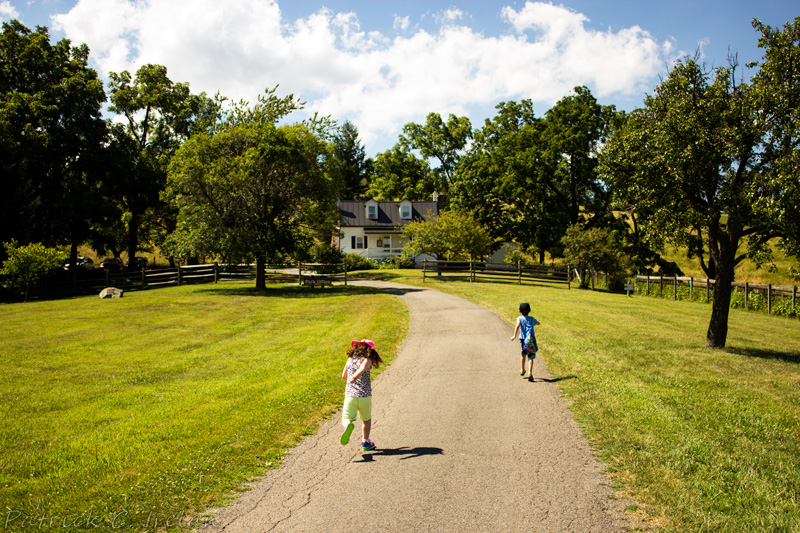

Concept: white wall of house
[[337, 227, 434, 265]]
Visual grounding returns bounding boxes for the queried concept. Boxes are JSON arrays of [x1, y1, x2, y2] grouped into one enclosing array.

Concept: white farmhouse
[[335, 199, 438, 264]]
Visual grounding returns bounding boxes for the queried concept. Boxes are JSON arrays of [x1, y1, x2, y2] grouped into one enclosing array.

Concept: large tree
[[455, 100, 566, 261], [600, 19, 800, 348], [400, 112, 472, 196], [454, 89, 615, 262], [107, 64, 210, 266], [0, 21, 108, 266], [328, 120, 373, 199], [166, 93, 337, 289], [369, 144, 435, 201]]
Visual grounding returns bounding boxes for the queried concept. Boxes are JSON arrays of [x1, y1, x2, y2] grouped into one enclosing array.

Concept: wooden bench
[[303, 278, 333, 288]]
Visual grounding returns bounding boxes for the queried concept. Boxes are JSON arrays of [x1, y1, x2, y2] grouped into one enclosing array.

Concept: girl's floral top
[[345, 356, 372, 397]]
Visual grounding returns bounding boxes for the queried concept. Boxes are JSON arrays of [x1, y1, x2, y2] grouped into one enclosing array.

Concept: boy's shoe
[[528, 375, 534, 382], [520, 370, 526, 376], [361, 439, 377, 452], [340, 422, 354, 445]]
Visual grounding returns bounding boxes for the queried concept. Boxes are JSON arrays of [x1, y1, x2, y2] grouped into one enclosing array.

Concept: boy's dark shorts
[[520, 339, 536, 359]]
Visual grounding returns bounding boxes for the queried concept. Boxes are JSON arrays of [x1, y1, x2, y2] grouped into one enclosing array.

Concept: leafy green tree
[[369, 144, 435, 200], [107, 64, 212, 266], [166, 94, 337, 289], [328, 120, 373, 199], [400, 112, 472, 196], [542, 86, 616, 229], [601, 20, 800, 348], [750, 18, 800, 259], [0, 21, 108, 267], [401, 210, 492, 261], [560, 225, 626, 289], [1, 240, 65, 301], [455, 100, 567, 262]]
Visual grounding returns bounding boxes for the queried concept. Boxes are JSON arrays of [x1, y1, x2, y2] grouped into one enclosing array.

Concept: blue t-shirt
[[516, 315, 537, 340]]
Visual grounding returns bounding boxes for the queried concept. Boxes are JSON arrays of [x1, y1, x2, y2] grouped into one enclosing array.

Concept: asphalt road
[[200, 280, 635, 532]]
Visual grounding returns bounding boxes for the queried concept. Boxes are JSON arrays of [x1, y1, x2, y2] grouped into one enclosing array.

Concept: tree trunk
[[127, 212, 138, 269], [255, 257, 265, 290], [706, 262, 734, 348]]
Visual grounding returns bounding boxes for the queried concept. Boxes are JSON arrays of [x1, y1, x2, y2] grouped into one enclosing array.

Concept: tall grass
[[0, 282, 407, 532], [364, 270, 800, 532]]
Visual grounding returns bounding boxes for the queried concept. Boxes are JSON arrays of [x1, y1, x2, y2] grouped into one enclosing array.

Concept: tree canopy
[[166, 96, 336, 288], [599, 17, 800, 347], [0, 21, 108, 265]]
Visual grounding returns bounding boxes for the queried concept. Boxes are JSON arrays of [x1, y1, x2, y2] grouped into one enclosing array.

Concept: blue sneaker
[[361, 439, 376, 452], [340, 422, 354, 445]]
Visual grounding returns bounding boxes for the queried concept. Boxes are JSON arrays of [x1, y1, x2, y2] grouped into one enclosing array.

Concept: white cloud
[[52, 0, 671, 152], [0, 1, 19, 21], [393, 14, 410, 32]]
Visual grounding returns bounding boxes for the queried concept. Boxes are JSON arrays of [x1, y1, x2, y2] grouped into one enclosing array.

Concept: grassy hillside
[[660, 243, 798, 286]]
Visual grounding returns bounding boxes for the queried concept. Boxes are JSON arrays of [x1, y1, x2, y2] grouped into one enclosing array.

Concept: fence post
[[423, 259, 427, 282], [745, 282, 749, 309], [343, 261, 348, 286], [177, 265, 182, 286], [689, 277, 693, 300], [793, 286, 797, 311], [469, 259, 473, 283], [674, 276, 677, 300], [298, 262, 303, 285], [214, 262, 218, 283], [646, 275, 650, 296], [768, 284, 772, 315], [660, 275, 663, 297], [142, 268, 146, 289], [518, 260, 522, 285]]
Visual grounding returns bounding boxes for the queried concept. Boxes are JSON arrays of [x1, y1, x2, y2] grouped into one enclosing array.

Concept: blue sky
[[2, 0, 797, 155]]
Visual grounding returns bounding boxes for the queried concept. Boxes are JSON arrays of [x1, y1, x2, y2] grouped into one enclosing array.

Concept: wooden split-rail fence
[[422, 260, 571, 287], [635, 274, 797, 315]]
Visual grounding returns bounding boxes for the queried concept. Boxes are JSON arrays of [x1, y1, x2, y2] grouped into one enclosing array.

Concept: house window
[[351, 235, 369, 249], [400, 205, 412, 219], [383, 236, 391, 249], [367, 205, 378, 219]]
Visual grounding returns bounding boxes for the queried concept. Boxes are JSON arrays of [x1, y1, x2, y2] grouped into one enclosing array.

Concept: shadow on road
[[356, 446, 444, 462]]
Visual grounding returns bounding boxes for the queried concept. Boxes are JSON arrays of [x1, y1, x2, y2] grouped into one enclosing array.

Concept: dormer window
[[366, 200, 379, 220], [399, 201, 413, 220]]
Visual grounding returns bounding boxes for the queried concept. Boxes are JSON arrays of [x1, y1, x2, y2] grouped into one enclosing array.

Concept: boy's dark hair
[[347, 342, 384, 368], [519, 302, 531, 315]]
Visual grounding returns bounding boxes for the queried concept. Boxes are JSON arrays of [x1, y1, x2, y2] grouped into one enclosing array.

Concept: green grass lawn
[[361, 270, 800, 532], [3, 273, 799, 532], [0, 282, 408, 532]]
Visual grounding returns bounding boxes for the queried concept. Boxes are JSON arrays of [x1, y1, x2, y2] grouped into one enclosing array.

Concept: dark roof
[[338, 200, 438, 228]]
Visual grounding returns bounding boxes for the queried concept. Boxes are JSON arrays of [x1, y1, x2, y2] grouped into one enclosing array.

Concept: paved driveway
[[201, 280, 634, 532]]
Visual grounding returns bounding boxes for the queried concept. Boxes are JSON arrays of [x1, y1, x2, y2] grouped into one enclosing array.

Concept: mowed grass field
[[0, 282, 407, 532], [2, 274, 799, 532], [364, 270, 800, 533]]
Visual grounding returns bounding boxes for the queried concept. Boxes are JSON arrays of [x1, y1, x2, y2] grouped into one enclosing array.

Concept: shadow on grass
[[727, 346, 800, 365], [533, 375, 578, 383], [356, 446, 444, 462], [198, 281, 426, 299], [197, 284, 377, 299]]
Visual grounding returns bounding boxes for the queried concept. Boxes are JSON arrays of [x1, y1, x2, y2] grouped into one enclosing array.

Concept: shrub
[[773, 296, 798, 319], [380, 255, 416, 270], [343, 253, 378, 271]]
